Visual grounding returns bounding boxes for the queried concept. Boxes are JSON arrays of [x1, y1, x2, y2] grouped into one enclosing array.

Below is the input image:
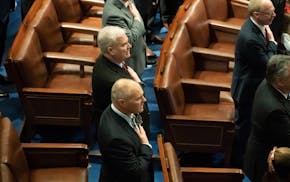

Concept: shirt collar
[[273, 87, 289, 100], [250, 16, 266, 36], [111, 104, 134, 126]]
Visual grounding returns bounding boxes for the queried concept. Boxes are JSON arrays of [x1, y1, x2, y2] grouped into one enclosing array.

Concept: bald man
[[231, 0, 278, 167], [98, 78, 153, 182]]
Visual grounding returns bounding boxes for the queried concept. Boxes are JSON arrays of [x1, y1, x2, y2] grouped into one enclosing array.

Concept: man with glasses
[[231, 0, 277, 168]]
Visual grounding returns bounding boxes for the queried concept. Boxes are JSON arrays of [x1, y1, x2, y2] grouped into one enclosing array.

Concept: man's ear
[[276, 78, 285, 88], [107, 46, 114, 55], [118, 98, 126, 106]]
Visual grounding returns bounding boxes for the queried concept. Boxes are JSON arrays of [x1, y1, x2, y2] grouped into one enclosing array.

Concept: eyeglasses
[[257, 11, 276, 17]]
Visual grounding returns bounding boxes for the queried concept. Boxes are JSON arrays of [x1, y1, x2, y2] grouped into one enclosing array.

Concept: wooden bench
[[5, 0, 99, 145], [154, 54, 235, 165]]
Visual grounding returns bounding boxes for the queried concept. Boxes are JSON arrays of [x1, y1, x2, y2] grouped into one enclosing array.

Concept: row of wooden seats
[[154, 0, 249, 166], [0, 115, 89, 182], [5, 0, 104, 145], [156, 0, 248, 90]]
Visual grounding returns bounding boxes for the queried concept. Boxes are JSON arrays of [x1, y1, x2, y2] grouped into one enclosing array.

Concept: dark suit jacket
[[244, 80, 290, 182], [92, 55, 150, 134], [0, 0, 15, 63], [231, 18, 277, 108], [0, 0, 15, 23], [98, 106, 153, 182], [102, 0, 147, 75], [92, 55, 132, 114]]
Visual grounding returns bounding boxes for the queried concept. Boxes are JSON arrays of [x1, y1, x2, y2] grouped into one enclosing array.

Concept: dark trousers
[[159, 0, 183, 24], [270, 0, 286, 41], [230, 101, 253, 168], [134, 0, 159, 36], [0, 18, 9, 63]]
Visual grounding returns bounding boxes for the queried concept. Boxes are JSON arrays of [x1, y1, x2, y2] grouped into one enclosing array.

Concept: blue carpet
[[1, 1, 165, 181], [1, 1, 252, 182]]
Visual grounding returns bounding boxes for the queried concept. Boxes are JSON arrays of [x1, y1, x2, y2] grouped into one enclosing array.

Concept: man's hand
[[127, 66, 141, 82], [134, 124, 149, 145], [128, 2, 142, 21], [265, 25, 276, 44]]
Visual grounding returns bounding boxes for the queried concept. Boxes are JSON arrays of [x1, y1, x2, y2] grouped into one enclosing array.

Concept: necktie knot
[[121, 62, 128, 71], [131, 114, 143, 129], [131, 114, 137, 129]]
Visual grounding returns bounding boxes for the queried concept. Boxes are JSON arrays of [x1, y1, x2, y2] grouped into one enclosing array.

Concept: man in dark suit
[[102, 0, 147, 75], [98, 78, 153, 182], [231, 0, 277, 167], [134, 0, 164, 44], [92, 26, 150, 136], [159, 0, 183, 28], [244, 54, 290, 182], [270, 0, 286, 42], [0, 0, 16, 97]]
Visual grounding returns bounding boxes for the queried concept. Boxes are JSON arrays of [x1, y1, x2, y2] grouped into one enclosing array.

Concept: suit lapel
[[248, 19, 267, 43], [110, 108, 141, 145], [269, 84, 290, 118], [101, 55, 132, 79]]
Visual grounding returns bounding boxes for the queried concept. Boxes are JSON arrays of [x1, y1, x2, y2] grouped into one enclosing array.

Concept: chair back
[[0, 117, 30, 182], [182, 0, 210, 48], [32, 0, 64, 52], [157, 134, 183, 182], [52, 0, 82, 22]]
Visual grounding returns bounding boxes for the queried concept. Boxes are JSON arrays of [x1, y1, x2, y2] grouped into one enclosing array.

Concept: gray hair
[[111, 78, 140, 102], [248, 0, 270, 15], [266, 54, 290, 84], [97, 26, 127, 54]]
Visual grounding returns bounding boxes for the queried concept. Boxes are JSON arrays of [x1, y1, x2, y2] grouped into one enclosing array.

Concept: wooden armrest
[[180, 79, 222, 103], [44, 52, 95, 66], [192, 47, 234, 61], [192, 47, 233, 72], [180, 167, 243, 174], [166, 114, 234, 123], [60, 22, 100, 35], [180, 167, 244, 181], [80, 0, 105, 7], [22, 87, 92, 95], [209, 19, 241, 33], [44, 52, 96, 77], [22, 143, 89, 169], [181, 78, 230, 91]]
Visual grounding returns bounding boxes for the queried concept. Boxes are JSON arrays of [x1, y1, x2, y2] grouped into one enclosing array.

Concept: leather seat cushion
[[30, 167, 87, 182]]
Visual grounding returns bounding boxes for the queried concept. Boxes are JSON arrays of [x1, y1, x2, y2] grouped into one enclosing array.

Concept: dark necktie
[[131, 114, 137, 129], [131, 114, 143, 129], [121, 62, 128, 71], [265, 27, 269, 41]]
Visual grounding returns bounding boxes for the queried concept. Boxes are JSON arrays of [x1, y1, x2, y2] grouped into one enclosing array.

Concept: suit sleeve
[[266, 109, 290, 146], [245, 38, 277, 70], [104, 138, 153, 177], [104, 15, 146, 45]]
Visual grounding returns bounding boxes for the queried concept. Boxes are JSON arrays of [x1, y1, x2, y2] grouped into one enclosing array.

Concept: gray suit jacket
[[102, 0, 147, 75]]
